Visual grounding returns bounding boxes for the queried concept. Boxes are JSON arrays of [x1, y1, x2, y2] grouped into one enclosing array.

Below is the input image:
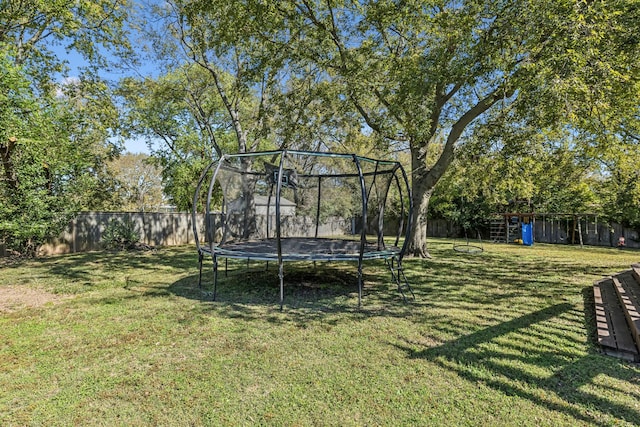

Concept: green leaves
[[116, 65, 237, 209], [0, 0, 135, 255], [121, 0, 640, 256], [101, 218, 141, 250]]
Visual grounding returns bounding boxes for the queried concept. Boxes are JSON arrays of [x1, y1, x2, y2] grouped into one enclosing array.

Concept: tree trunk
[[406, 178, 434, 258], [403, 87, 507, 258], [0, 136, 18, 191], [405, 142, 437, 258]]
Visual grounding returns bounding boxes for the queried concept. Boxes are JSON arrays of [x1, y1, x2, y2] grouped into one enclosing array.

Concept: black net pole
[[192, 160, 216, 251], [377, 166, 399, 250], [353, 155, 368, 308], [315, 176, 322, 239], [205, 157, 227, 289], [397, 163, 413, 260], [192, 160, 217, 287], [213, 254, 218, 300], [393, 172, 404, 248], [266, 184, 274, 239], [275, 152, 286, 310]]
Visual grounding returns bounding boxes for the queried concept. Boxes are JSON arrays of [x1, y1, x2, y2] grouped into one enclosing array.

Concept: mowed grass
[[1, 239, 640, 426]]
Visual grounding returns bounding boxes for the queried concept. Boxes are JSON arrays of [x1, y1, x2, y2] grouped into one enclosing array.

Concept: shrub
[[102, 219, 141, 251]]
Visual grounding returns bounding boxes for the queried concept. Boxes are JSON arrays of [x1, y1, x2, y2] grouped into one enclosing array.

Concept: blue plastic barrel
[[522, 223, 534, 246]]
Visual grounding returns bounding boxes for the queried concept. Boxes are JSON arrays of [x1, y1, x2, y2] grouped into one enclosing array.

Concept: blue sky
[[53, 45, 154, 154], [123, 138, 151, 155]]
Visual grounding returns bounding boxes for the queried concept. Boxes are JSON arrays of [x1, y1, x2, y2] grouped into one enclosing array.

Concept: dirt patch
[[0, 286, 69, 313]]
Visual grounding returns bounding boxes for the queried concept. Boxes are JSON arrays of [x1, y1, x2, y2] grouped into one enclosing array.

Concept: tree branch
[[427, 84, 515, 187], [184, 86, 222, 159], [0, 137, 18, 191], [299, 1, 403, 141], [175, 10, 247, 152]]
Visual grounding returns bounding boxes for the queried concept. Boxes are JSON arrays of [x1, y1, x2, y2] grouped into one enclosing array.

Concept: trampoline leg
[[278, 262, 284, 311], [357, 264, 363, 308], [398, 266, 415, 301], [198, 253, 203, 289], [213, 256, 218, 301], [386, 258, 397, 284], [225, 258, 228, 277], [388, 257, 415, 302], [397, 259, 415, 302]]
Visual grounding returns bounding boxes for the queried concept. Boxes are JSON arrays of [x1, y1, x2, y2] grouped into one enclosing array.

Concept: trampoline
[[192, 150, 414, 308]]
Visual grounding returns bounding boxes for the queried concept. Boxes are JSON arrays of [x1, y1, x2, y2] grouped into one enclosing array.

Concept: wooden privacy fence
[[35, 212, 352, 256], [532, 218, 640, 248], [0, 214, 636, 257], [36, 212, 201, 256]]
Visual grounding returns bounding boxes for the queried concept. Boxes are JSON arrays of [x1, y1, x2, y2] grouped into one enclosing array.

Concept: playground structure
[[490, 213, 535, 245], [192, 150, 414, 308]]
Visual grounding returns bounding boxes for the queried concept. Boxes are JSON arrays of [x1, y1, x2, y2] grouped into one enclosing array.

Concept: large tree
[[126, 2, 387, 211], [146, 0, 288, 156], [0, 58, 122, 253], [429, 125, 603, 228], [0, 0, 133, 254], [138, 0, 639, 256], [268, 0, 640, 256], [117, 65, 236, 210], [109, 153, 165, 212]]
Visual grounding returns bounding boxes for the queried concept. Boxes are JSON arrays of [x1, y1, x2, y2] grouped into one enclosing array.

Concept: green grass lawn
[[1, 239, 639, 426]]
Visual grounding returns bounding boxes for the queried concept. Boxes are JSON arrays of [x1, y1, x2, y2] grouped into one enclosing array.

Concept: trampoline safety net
[[192, 150, 414, 308]]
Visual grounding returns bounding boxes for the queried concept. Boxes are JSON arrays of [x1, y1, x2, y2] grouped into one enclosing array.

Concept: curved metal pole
[[376, 164, 400, 250], [192, 160, 217, 254], [397, 163, 413, 261], [366, 161, 380, 202], [206, 157, 227, 250], [266, 184, 274, 239], [370, 162, 386, 251], [393, 172, 405, 248], [315, 176, 322, 239], [353, 155, 368, 308], [192, 159, 219, 288], [205, 156, 228, 298], [275, 151, 287, 310]]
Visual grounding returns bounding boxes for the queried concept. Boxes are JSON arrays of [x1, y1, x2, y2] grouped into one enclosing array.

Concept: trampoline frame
[[192, 150, 414, 308]]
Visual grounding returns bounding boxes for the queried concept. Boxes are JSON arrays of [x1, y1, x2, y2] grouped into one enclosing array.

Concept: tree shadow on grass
[[401, 246, 632, 316], [6, 247, 198, 292], [394, 301, 640, 425]]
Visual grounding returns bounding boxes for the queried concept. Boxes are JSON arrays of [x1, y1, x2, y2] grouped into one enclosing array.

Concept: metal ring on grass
[[453, 244, 484, 254]]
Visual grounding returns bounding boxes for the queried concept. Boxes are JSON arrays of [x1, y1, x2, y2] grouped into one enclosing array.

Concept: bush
[[102, 219, 141, 251]]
